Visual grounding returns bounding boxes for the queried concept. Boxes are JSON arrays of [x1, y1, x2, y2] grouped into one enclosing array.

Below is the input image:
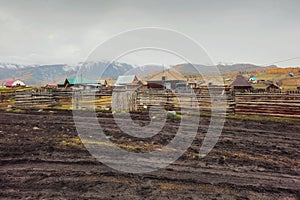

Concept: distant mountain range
[[0, 62, 133, 85], [0, 62, 277, 86]]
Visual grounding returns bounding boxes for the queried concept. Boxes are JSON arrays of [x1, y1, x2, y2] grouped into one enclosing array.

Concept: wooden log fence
[[234, 93, 300, 118], [6, 88, 300, 118], [14, 90, 56, 108], [0, 91, 15, 102], [134, 88, 234, 114]]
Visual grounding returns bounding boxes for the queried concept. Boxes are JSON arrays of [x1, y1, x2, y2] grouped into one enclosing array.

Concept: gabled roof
[[115, 75, 138, 85], [147, 69, 185, 81], [230, 75, 252, 87], [66, 76, 98, 85], [57, 81, 65, 86], [266, 83, 280, 89], [4, 79, 26, 87], [4, 79, 16, 87]]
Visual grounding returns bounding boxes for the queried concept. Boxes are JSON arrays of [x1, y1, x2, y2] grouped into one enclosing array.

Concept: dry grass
[[69, 137, 164, 153], [281, 77, 300, 85]]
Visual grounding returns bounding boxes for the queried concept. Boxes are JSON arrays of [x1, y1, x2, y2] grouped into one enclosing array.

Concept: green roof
[[58, 81, 64, 85], [66, 76, 98, 85]]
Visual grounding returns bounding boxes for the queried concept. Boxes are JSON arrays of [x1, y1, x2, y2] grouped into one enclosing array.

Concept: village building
[[57, 76, 99, 90], [175, 82, 191, 93], [44, 82, 58, 89], [114, 75, 140, 89], [137, 80, 148, 89], [257, 79, 265, 84], [115, 75, 139, 85], [187, 80, 199, 89], [97, 79, 108, 88], [266, 83, 281, 93], [95, 79, 110, 90], [230, 75, 253, 92], [249, 77, 257, 84], [289, 72, 294, 77], [4, 79, 26, 88], [105, 79, 116, 88], [146, 82, 165, 89], [147, 69, 186, 90]]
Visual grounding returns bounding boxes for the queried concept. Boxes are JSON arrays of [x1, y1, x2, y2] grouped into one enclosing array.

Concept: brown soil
[[0, 110, 299, 199]]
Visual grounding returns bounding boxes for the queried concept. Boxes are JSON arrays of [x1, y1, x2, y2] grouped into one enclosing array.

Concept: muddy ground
[[0, 109, 299, 199]]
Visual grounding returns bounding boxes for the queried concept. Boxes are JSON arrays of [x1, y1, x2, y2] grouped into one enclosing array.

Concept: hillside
[[0, 62, 134, 86], [2, 61, 297, 87], [172, 63, 277, 77], [253, 67, 300, 89]]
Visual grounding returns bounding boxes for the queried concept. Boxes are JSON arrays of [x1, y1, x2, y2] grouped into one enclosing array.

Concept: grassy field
[[0, 87, 34, 92]]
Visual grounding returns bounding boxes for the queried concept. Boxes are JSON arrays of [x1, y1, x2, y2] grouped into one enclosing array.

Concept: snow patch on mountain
[[63, 65, 78, 72], [0, 63, 37, 69]]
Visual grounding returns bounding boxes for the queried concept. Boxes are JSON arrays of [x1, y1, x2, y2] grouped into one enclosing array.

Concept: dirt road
[[0, 110, 299, 199]]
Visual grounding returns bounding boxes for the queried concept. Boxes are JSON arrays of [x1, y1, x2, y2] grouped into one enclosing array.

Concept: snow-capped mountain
[[0, 61, 278, 86], [0, 61, 134, 85], [0, 63, 39, 69]]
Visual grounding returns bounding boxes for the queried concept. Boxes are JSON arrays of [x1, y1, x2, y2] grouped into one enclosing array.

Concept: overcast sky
[[0, 0, 299, 67]]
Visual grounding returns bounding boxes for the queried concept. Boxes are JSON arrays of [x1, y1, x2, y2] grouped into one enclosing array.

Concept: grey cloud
[[0, 0, 299, 66]]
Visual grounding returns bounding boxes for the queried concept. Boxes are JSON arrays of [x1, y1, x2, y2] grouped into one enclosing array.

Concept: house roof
[[115, 75, 138, 85], [57, 81, 65, 86], [4, 79, 25, 87], [4, 79, 16, 87], [46, 82, 57, 86], [66, 76, 98, 85], [106, 79, 116, 85], [147, 69, 185, 81], [230, 75, 252, 87], [138, 80, 147, 85], [266, 83, 280, 89]]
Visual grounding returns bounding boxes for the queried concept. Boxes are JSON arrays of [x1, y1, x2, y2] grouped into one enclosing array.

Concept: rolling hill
[[172, 63, 277, 77], [0, 61, 282, 86]]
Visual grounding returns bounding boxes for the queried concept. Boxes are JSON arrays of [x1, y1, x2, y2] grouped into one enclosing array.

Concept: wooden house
[[57, 76, 99, 90], [229, 75, 252, 92], [4, 79, 26, 88], [114, 75, 141, 90], [147, 69, 186, 90], [266, 83, 281, 93]]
